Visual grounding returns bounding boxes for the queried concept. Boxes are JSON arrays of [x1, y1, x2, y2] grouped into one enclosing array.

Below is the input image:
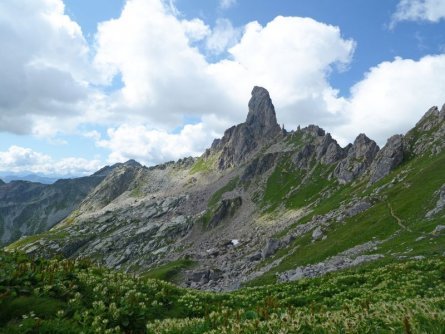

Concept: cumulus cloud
[[94, 2, 355, 134], [97, 122, 219, 165], [89, 2, 357, 164], [205, 19, 241, 54], [5, 0, 443, 172], [0, 146, 103, 176], [208, 16, 355, 130], [391, 0, 445, 26], [337, 54, 445, 145], [0, 0, 95, 135]]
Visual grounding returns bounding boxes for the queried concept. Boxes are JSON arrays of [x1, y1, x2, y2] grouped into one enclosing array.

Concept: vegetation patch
[[0, 251, 444, 333], [143, 259, 196, 283], [207, 177, 239, 208]]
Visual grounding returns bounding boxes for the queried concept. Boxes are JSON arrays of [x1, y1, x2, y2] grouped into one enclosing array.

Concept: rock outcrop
[[405, 105, 445, 155], [334, 134, 380, 184], [426, 184, 445, 218], [369, 134, 404, 184], [210, 87, 282, 169]]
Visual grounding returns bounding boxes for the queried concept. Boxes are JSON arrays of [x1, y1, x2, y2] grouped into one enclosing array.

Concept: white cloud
[[97, 123, 218, 165], [0, 146, 103, 176], [205, 19, 241, 54], [208, 16, 355, 130], [392, 0, 445, 25], [7, 0, 443, 172], [181, 18, 211, 42], [0, 0, 96, 135], [219, 0, 237, 10], [336, 54, 445, 145]]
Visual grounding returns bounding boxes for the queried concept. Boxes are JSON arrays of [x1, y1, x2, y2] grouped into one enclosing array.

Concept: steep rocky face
[[210, 86, 282, 169], [315, 133, 346, 165], [369, 134, 404, 184], [405, 105, 445, 156], [334, 134, 380, 184], [0, 179, 4, 185]]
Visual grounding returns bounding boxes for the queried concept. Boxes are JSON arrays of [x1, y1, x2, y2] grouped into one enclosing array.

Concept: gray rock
[[312, 227, 324, 241], [345, 201, 372, 217], [426, 185, 445, 218], [262, 238, 282, 259], [334, 134, 380, 184], [432, 225, 445, 235], [249, 252, 262, 262], [241, 153, 278, 181], [212, 87, 281, 169], [369, 134, 404, 184], [316, 133, 346, 165], [207, 197, 242, 229]]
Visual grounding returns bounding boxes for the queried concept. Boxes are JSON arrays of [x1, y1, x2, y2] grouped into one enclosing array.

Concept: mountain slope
[[6, 87, 445, 291], [0, 161, 136, 246]]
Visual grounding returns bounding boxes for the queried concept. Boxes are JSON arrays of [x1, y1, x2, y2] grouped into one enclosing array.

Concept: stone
[[241, 153, 278, 181], [211, 87, 281, 169], [207, 197, 242, 229], [312, 227, 324, 241], [249, 253, 262, 262], [315, 133, 346, 165], [262, 238, 281, 259], [432, 225, 445, 235], [369, 135, 404, 184], [345, 201, 372, 217], [334, 134, 380, 184], [426, 185, 445, 218]]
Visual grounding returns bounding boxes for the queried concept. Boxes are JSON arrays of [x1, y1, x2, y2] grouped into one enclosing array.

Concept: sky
[[1, 0, 445, 177]]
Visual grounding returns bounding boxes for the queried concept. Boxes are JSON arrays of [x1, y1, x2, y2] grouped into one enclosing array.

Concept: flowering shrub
[[1, 251, 444, 333]]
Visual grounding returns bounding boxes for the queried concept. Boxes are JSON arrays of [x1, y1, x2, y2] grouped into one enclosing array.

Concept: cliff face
[[209, 86, 282, 169], [5, 88, 445, 291]]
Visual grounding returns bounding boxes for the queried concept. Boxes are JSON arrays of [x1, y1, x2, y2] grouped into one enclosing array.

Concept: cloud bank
[[1, 0, 445, 173]]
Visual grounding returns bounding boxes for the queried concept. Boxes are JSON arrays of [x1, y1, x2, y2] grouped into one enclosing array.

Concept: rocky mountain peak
[[246, 87, 280, 136], [0, 179, 4, 185], [209, 86, 282, 169]]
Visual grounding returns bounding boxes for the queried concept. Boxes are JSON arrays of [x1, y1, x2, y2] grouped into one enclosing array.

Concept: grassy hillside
[[1, 251, 444, 333], [245, 147, 445, 286]]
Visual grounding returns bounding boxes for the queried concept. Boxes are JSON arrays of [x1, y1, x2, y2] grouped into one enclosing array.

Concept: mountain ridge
[[3, 87, 445, 291]]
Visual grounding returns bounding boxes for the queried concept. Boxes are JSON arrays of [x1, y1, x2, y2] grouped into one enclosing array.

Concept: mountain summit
[[209, 86, 282, 169], [246, 86, 281, 137]]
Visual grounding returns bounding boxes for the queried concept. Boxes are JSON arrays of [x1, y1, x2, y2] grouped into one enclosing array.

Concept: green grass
[[261, 157, 304, 211], [5, 231, 69, 251], [190, 155, 217, 174], [207, 177, 239, 208], [143, 259, 196, 283], [249, 150, 445, 287]]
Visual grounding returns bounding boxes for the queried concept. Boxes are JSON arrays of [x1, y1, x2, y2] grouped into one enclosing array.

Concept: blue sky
[[0, 0, 445, 176]]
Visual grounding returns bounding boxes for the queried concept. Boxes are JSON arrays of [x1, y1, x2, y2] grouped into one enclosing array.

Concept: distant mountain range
[[0, 173, 60, 184], [2, 87, 445, 291]]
